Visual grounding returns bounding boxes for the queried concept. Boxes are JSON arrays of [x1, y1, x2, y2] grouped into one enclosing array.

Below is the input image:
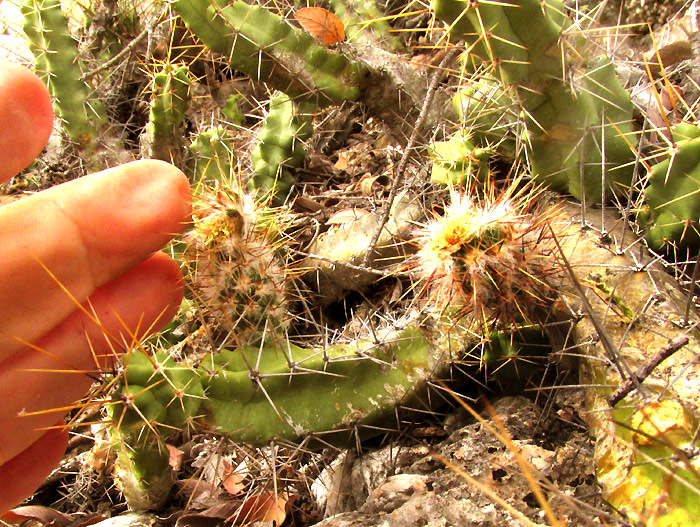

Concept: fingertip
[[0, 62, 53, 182], [131, 159, 193, 226]]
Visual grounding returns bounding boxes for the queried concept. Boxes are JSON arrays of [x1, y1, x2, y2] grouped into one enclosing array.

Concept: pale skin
[[0, 62, 192, 512]]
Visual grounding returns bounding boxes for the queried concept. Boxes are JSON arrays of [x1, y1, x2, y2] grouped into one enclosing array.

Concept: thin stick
[[81, 3, 170, 81], [607, 333, 691, 406], [548, 223, 639, 386], [362, 48, 458, 267]]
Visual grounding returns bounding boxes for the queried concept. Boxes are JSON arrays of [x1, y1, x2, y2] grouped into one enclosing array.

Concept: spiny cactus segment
[[21, 0, 107, 147], [109, 323, 441, 446], [429, 129, 492, 186], [637, 122, 700, 251], [250, 93, 312, 202], [410, 182, 558, 328], [142, 62, 192, 161], [181, 185, 292, 349], [107, 349, 204, 510], [109, 429, 174, 511], [172, 0, 362, 107], [188, 127, 234, 185], [451, 70, 517, 156], [432, 0, 637, 203]]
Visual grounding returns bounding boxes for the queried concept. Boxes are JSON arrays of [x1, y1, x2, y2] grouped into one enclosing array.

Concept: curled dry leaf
[[357, 172, 391, 196], [294, 7, 345, 46], [221, 459, 246, 496]]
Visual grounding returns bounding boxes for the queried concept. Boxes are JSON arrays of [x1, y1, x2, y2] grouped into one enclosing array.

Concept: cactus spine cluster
[[21, 0, 106, 146], [432, 0, 637, 203], [182, 186, 291, 348]]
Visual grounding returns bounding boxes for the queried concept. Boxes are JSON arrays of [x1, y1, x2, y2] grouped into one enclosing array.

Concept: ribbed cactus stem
[[250, 93, 311, 202], [432, 0, 637, 203], [429, 129, 492, 186], [109, 429, 174, 511], [172, 0, 361, 106], [107, 350, 203, 510], [142, 62, 191, 161], [111, 325, 442, 446], [21, 0, 106, 147], [637, 122, 700, 250], [451, 69, 518, 155], [188, 127, 234, 185]]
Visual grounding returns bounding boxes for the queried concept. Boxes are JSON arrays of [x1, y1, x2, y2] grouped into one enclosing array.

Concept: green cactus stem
[[110, 430, 173, 511], [172, 0, 361, 107], [198, 326, 438, 444], [188, 127, 235, 185], [142, 62, 192, 162], [21, 0, 106, 147], [107, 349, 204, 510], [250, 93, 312, 202], [432, 0, 637, 203], [428, 129, 492, 186], [110, 324, 445, 447], [637, 122, 700, 251], [451, 69, 518, 156]]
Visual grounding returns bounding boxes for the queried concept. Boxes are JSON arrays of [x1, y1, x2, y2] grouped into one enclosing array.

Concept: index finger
[[0, 160, 192, 362]]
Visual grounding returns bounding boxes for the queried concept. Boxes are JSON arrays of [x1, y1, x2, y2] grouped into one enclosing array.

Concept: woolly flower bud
[[412, 186, 556, 327]]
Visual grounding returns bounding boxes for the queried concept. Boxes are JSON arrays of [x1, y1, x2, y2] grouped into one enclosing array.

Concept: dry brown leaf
[[1, 506, 74, 526], [228, 492, 290, 525], [334, 151, 349, 171], [221, 460, 246, 496], [294, 7, 345, 46], [645, 40, 694, 75], [167, 444, 185, 471]]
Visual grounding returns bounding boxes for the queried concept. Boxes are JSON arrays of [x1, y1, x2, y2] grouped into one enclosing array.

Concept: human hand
[[0, 62, 192, 512]]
